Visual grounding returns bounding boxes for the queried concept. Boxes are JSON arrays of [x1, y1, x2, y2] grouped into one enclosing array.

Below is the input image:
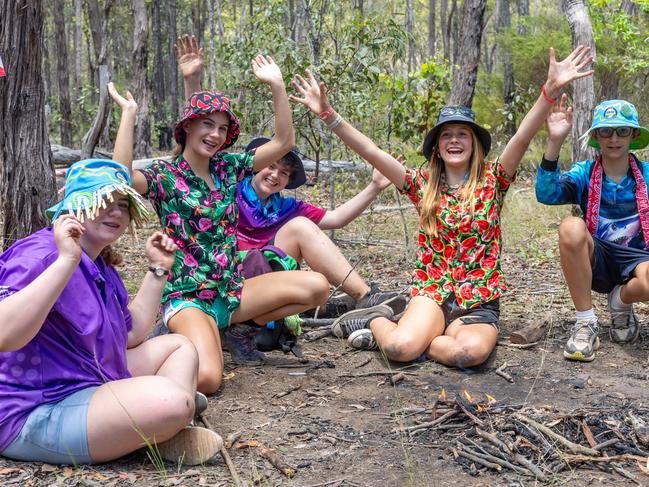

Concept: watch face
[[154, 268, 165, 277]]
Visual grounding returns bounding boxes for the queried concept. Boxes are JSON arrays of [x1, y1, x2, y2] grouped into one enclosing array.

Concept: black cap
[[422, 106, 491, 160], [245, 137, 307, 190]]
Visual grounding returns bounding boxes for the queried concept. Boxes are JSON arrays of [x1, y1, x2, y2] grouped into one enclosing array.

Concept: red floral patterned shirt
[[400, 158, 514, 308]]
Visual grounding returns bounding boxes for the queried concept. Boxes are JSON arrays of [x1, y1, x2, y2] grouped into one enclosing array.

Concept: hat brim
[[586, 126, 649, 151], [174, 108, 240, 150], [422, 116, 491, 159], [247, 137, 307, 190]]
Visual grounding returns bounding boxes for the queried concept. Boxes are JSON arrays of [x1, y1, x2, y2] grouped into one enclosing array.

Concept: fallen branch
[[515, 414, 600, 456], [495, 362, 514, 383], [200, 416, 246, 487], [393, 410, 458, 434], [260, 446, 297, 478], [303, 327, 332, 342], [454, 446, 502, 472]]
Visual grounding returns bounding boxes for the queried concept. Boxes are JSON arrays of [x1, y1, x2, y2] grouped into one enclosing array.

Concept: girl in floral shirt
[[108, 55, 328, 395], [291, 47, 592, 367]]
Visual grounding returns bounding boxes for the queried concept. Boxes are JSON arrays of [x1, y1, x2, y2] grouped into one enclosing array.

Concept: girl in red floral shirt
[[291, 47, 592, 367]]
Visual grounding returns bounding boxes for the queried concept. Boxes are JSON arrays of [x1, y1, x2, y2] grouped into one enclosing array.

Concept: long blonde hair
[[419, 127, 486, 236]]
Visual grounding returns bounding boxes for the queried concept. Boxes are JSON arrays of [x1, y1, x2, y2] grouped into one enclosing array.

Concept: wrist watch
[[148, 266, 170, 278]]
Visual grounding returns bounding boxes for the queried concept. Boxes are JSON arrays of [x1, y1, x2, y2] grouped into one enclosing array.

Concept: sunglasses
[[440, 106, 476, 119], [595, 126, 634, 138]]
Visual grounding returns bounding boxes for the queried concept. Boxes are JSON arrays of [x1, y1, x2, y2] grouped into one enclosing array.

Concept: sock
[[609, 285, 630, 309], [575, 309, 597, 322]]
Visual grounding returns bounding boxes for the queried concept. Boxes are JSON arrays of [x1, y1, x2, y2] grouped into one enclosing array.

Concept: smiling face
[[183, 112, 231, 159], [436, 123, 475, 171], [251, 159, 294, 200], [81, 194, 131, 252]]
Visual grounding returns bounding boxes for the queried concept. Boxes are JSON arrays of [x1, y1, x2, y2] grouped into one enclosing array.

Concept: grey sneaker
[[608, 286, 640, 344], [356, 284, 400, 310], [563, 318, 600, 362], [331, 303, 395, 338], [348, 329, 378, 350]]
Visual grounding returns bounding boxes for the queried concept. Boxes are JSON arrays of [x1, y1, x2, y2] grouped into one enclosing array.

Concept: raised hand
[[53, 214, 84, 264], [174, 34, 204, 80], [251, 55, 283, 86], [289, 69, 331, 115], [371, 167, 392, 190], [145, 232, 178, 271], [546, 94, 573, 142], [107, 82, 137, 112], [545, 45, 593, 97]]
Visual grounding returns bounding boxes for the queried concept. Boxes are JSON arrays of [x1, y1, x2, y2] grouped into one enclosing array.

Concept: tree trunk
[[563, 0, 596, 162], [53, 0, 73, 146], [450, 0, 460, 65], [440, 0, 449, 60], [496, 0, 515, 135], [74, 0, 83, 96], [132, 0, 151, 158], [447, 0, 486, 107], [168, 0, 179, 114], [406, 0, 416, 72], [428, 0, 436, 57], [152, 1, 171, 151], [516, 0, 529, 34], [0, 0, 56, 248], [208, 0, 216, 88]]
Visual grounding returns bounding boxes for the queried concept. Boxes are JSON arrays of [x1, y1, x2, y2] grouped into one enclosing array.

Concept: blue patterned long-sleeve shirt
[[535, 156, 649, 249]]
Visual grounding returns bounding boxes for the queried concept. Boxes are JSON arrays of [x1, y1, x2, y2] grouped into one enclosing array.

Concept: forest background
[[1, 0, 649, 248]]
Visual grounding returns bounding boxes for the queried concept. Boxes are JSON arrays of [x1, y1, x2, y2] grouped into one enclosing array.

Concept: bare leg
[[86, 335, 198, 462], [426, 321, 498, 367], [232, 270, 329, 324], [168, 308, 224, 394], [558, 217, 595, 311], [621, 261, 649, 303], [274, 217, 370, 301], [370, 295, 445, 362]]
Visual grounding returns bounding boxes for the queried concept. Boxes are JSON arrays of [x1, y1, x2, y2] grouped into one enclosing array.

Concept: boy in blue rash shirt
[[535, 97, 649, 362]]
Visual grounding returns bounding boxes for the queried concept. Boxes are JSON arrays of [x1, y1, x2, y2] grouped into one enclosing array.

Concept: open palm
[[290, 69, 331, 115], [547, 45, 593, 92], [175, 35, 204, 79], [546, 94, 573, 141], [251, 55, 283, 85]]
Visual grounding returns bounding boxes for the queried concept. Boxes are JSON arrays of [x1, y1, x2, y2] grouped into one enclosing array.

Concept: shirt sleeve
[[225, 151, 255, 182], [295, 201, 327, 224], [535, 159, 590, 206], [493, 158, 516, 197], [138, 160, 166, 201], [0, 252, 55, 303], [399, 165, 425, 207]]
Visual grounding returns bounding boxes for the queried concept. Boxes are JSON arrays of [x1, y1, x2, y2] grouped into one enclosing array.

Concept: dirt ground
[[2, 174, 649, 486]]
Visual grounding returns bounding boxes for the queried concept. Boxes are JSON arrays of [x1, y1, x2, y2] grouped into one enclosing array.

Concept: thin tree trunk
[[496, 0, 515, 135], [448, 0, 486, 107], [428, 0, 436, 57], [440, 0, 449, 60], [152, 1, 171, 151], [0, 0, 55, 248], [208, 0, 216, 88], [563, 0, 596, 162], [406, 0, 416, 72], [132, 0, 151, 158], [53, 0, 73, 146], [75, 0, 83, 96], [168, 0, 179, 113], [216, 0, 224, 37], [450, 0, 460, 65], [516, 0, 529, 34]]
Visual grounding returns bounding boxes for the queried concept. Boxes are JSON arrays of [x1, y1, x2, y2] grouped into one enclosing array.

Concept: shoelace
[[610, 308, 633, 326], [342, 319, 368, 333], [572, 320, 598, 341]]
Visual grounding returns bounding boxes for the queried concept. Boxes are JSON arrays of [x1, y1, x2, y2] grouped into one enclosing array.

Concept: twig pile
[[391, 391, 649, 482]]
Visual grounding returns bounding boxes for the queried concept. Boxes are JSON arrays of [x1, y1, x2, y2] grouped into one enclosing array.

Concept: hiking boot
[[223, 324, 266, 365], [194, 392, 208, 420], [356, 283, 401, 310], [306, 293, 356, 318], [331, 303, 395, 338], [157, 426, 223, 465], [608, 286, 640, 344], [563, 318, 600, 362], [347, 328, 378, 350]]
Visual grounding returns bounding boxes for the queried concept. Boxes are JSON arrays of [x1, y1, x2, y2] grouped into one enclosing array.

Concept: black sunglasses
[[439, 106, 476, 119], [595, 127, 634, 138]]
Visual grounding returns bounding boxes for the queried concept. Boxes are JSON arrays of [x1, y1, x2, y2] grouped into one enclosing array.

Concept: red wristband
[[318, 107, 335, 120], [541, 84, 557, 104]]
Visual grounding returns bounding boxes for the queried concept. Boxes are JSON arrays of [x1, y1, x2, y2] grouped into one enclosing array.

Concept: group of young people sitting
[[1, 36, 647, 467]]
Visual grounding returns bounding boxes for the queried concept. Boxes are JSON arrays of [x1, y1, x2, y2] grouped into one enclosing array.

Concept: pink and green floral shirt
[[401, 158, 514, 309], [140, 153, 254, 312]]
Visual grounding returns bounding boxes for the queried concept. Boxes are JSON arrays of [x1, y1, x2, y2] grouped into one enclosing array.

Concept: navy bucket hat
[[422, 106, 492, 160], [245, 137, 307, 190]]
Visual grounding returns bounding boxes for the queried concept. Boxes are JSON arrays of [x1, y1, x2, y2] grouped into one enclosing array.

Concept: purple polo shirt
[[0, 228, 132, 452]]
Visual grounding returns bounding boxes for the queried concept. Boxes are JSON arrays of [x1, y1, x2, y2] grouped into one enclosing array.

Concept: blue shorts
[[163, 297, 232, 329], [591, 237, 649, 294], [1, 387, 97, 465]]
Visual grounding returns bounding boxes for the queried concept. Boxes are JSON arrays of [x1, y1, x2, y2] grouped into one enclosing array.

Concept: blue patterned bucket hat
[[583, 100, 649, 150], [46, 159, 148, 226]]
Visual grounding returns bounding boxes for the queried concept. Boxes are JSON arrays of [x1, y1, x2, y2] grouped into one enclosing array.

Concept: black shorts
[[591, 237, 649, 294], [441, 295, 500, 330]]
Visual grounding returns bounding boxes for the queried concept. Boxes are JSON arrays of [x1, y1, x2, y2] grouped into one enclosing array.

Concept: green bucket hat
[[47, 159, 148, 226], [583, 99, 649, 150]]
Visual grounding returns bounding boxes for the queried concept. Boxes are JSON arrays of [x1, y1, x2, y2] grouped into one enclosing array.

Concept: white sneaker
[[347, 329, 378, 350], [563, 318, 600, 362], [608, 285, 640, 344]]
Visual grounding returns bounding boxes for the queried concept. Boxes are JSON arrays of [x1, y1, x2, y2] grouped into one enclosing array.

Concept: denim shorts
[[1, 387, 97, 465], [163, 296, 232, 329], [591, 237, 649, 294], [441, 296, 500, 331]]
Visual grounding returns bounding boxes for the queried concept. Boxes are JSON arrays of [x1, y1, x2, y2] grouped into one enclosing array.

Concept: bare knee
[[283, 216, 320, 238], [168, 334, 199, 365], [449, 343, 491, 368], [558, 217, 590, 250], [382, 334, 425, 362], [304, 272, 330, 307], [152, 380, 195, 428], [197, 362, 222, 395]]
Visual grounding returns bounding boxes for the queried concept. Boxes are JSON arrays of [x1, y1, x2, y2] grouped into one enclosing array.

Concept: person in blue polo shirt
[[536, 98, 649, 362]]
